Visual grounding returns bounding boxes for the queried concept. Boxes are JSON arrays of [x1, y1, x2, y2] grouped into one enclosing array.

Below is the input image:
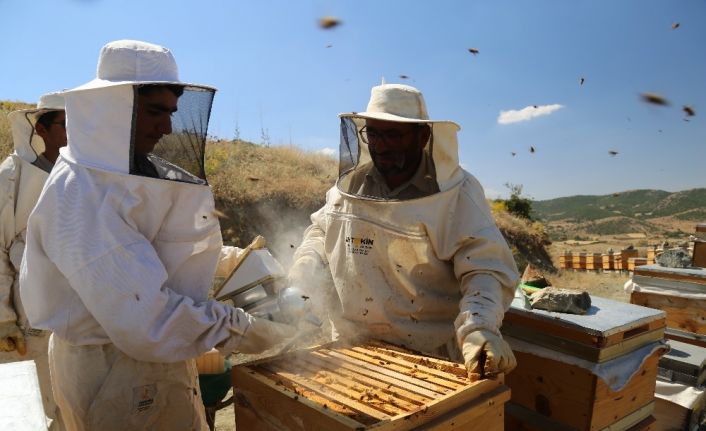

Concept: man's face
[[363, 119, 429, 179], [40, 110, 68, 152], [134, 88, 178, 156]]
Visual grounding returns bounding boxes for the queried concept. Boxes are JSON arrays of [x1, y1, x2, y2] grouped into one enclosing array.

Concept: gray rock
[[529, 287, 592, 315], [657, 248, 692, 268]]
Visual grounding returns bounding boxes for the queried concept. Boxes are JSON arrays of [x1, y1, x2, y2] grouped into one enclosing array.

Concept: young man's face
[[35, 110, 68, 155], [134, 87, 178, 156], [363, 119, 430, 180]]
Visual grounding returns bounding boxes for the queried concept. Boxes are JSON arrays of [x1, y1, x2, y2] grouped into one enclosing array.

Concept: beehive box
[[502, 296, 666, 363], [502, 297, 667, 430], [560, 252, 572, 270], [629, 257, 649, 272], [233, 340, 510, 431], [505, 349, 661, 430], [586, 253, 603, 271], [630, 265, 706, 339], [693, 240, 706, 268], [574, 252, 588, 270], [657, 339, 706, 387], [653, 381, 705, 431], [603, 253, 616, 271]]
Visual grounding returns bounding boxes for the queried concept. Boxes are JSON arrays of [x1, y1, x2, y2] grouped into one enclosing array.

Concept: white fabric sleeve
[[453, 226, 519, 346], [0, 166, 18, 326], [0, 247, 18, 326], [292, 204, 328, 266], [66, 240, 253, 363]]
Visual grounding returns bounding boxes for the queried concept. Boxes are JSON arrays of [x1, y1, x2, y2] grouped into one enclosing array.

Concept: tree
[[503, 183, 533, 220]]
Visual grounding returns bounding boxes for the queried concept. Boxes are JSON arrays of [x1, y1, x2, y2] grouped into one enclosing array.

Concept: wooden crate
[[586, 253, 603, 271], [505, 350, 660, 430], [502, 296, 666, 363], [233, 340, 509, 430]]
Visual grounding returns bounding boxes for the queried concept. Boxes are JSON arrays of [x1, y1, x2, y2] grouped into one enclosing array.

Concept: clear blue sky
[[1, 0, 704, 199]]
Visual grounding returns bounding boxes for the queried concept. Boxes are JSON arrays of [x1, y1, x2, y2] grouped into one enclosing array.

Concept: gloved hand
[[462, 329, 516, 381], [0, 323, 26, 355], [234, 316, 297, 354], [277, 286, 322, 327]]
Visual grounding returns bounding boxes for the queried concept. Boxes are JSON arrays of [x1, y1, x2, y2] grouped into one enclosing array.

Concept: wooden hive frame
[[233, 340, 509, 431]]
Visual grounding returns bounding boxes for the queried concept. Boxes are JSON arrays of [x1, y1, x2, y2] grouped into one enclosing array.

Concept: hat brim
[[64, 78, 217, 93], [339, 111, 460, 129]]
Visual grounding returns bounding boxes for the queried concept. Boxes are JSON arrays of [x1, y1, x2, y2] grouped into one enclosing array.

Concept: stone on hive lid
[[530, 287, 592, 315]]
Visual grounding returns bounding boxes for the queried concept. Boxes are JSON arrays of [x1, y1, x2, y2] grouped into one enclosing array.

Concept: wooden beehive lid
[[234, 340, 505, 430], [502, 296, 665, 362], [659, 339, 706, 380], [696, 223, 706, 233], [634, 264, 706, 286]]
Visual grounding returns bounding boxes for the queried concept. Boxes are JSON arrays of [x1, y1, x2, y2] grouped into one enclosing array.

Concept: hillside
[[533, 189, 706, 222], [1, 99, 554, 273]]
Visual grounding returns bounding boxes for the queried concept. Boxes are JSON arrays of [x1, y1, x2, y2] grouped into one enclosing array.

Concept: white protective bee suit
[[19, 40, 295, 431], [1, 93, 65, 430], [291, 84, 519, 374]]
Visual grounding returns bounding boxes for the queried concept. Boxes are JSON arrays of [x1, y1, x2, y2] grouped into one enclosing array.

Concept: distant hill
[[533, 189, 706, 223]]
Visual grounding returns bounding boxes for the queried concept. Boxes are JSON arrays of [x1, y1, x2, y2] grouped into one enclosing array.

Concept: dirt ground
[[214, 393, 235, 431]]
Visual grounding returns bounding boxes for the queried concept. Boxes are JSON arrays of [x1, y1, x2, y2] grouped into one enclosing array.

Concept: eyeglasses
[[358, 126, 417, 146]]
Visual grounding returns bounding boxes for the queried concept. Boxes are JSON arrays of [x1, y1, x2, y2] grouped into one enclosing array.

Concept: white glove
[[234, 316, 297, 354], [0, 323, 26, 355], [277, 287, 322, 327], [462, 329, 516, 380]]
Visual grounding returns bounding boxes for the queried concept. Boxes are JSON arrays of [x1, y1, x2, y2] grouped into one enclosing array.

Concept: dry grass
[[0, 101, 34, 159], [550, 270, 631, 302]]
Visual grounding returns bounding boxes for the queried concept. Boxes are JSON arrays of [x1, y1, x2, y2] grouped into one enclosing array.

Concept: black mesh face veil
[[339, 117, 360, 180], [130, 85, 215, 185], [336, 116, 440, 201]]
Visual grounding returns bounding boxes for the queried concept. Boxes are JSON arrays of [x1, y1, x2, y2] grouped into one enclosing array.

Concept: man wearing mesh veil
[[290, 83, 519, 381], [1, 92, 67, 430], [20, 40, 296, 430]]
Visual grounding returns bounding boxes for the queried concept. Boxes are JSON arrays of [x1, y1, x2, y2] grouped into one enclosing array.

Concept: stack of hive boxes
[[627, 223, 706, 430], [501, 296, 667, 430]]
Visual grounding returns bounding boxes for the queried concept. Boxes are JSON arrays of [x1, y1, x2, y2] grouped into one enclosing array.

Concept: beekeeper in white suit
[[290, 83, 519, 379], [20, 40, 295, 431], [1, 93, 66, 430]]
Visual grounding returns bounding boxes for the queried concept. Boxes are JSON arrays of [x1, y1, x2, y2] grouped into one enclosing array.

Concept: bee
[[579, 77, 585, 86], [530, 146, 536, 154], [511, 152, 516, 157], [318, 16, 341, 29], [468, 48, 479, 55], [640, 93, 670, 106], [683, 105, 695, 117], [608, 150, 618, 156], [399, 74, 410, 80], [671, 22, 680, 30]]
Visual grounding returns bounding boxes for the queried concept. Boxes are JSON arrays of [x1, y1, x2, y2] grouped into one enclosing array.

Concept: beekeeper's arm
[[0, 161, 25, 354], [449, 181, 520, 378], [289, 199, 329, 289], [62, 232, 294, 362]]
